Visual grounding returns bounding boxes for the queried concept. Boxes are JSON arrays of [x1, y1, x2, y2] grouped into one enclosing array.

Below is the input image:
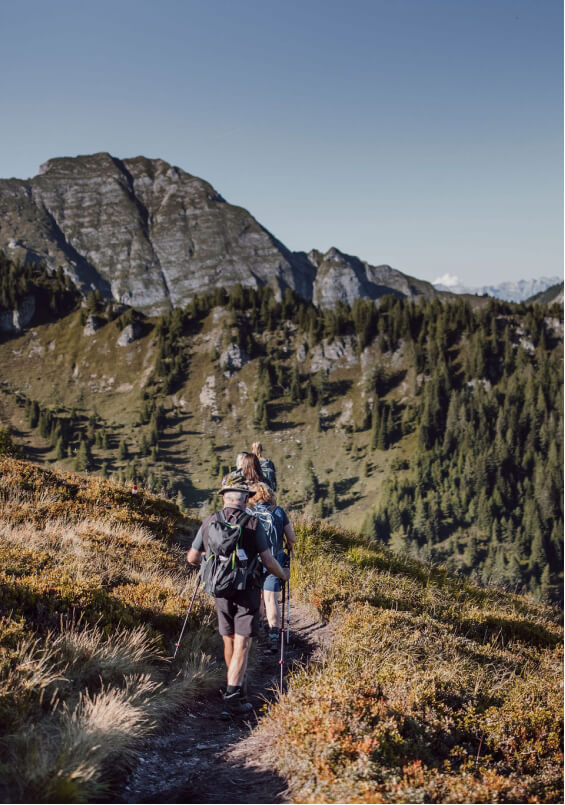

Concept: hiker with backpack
[[247, 481, 296, 644], [251, 441, 277, 491], [186, 478, 290, 716], [221, 451, 248, 487]]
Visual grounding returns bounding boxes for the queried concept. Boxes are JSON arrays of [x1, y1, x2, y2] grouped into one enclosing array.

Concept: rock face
[[83, 315, 105, 336], [0, 295, 36, 333], [219, 343, 250, 376], [310, 248, 435, 308], [310, 336, 358, 372], [0, 153, 315, 314], [116, 322, 143, 346], [0, 153, 438, 312]]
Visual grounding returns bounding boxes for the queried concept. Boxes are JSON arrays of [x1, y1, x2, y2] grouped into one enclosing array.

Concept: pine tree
[[304, 459, 319, 501], [290, 364, 302, 403], [74, 439, 91, 472], [389, 528, 408, 554], [55, 437, 65, 460], [176, 489, 186, 512], [329, 481, 337, 511]]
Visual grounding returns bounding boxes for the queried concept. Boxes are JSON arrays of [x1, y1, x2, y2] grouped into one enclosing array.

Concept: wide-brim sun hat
[[219, 482, 256, 497]]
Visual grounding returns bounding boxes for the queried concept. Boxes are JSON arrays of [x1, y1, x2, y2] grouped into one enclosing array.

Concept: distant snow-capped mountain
[[433, 274, 562, 303]]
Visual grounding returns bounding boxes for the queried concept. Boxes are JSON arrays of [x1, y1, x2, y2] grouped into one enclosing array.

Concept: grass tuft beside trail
[[0, 457, 220, 803], [258, 520, 563, 804]]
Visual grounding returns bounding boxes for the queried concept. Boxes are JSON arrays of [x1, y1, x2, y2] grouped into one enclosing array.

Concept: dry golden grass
[[0, 457, 221, 802]]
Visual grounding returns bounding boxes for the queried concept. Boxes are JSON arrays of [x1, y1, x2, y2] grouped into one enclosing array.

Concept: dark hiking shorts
[[214, 588, 262, 637]]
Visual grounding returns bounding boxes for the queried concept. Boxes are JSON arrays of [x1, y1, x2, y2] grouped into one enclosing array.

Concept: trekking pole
[[279, 576, 287, 691], [173, 576, 201, 659], [286, 551, 291, 646]]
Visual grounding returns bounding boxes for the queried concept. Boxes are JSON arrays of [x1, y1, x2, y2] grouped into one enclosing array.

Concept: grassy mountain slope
[[526, 282, 564, 306], [0, 455, 217, 802], [0, 271, 563, 602], [0, 456, 561, 803]]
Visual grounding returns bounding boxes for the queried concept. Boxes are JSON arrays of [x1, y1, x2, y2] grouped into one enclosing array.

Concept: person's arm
[[260, 549, 290, 581], [283, 523, 296, 551], [187, 526, 205, 566], [187, 546, 203, 566]]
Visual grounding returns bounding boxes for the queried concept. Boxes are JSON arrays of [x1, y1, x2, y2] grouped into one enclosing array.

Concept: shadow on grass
[[335, 476, 359, 495], [326, 378, 353, 401], [267, 418, 303, 432]]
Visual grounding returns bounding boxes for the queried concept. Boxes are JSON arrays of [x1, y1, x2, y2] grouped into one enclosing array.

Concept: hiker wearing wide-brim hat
[[187, 481, 289, 717], [218, 481, 256, 496]]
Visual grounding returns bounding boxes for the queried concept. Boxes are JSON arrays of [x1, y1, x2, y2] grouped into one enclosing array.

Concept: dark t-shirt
[[192, 506, 269, 556]]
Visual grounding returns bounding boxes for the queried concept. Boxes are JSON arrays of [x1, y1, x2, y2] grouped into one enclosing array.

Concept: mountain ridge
[[0, 152, 438, 312]]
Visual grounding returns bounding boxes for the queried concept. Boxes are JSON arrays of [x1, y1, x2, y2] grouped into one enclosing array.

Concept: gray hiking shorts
[[214, 588, 262, 637]]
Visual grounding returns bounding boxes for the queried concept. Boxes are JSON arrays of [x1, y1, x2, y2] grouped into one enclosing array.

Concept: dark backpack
[[200, 512, 262, 598], [260, 458, 277, 491]]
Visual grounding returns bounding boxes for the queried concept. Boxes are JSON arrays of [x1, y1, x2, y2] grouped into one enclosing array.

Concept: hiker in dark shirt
[[187, 481, 289, 715], [251, 441, 277, 491]]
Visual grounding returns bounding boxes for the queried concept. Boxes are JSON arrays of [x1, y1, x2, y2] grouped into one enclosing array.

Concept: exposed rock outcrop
[[220, 343, 250, 376], [83, 315, 105, 336], [0, 295, 36, 333], [116, 322, 143, 346], [310, 336, 358, 372], [310, 247, 436, 307]]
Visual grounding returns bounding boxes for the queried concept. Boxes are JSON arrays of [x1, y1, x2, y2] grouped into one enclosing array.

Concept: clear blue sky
[[2, 0, 562, 286]]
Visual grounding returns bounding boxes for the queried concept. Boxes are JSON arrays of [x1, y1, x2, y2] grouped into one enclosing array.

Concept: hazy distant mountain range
[[432, 274, 562, 303]]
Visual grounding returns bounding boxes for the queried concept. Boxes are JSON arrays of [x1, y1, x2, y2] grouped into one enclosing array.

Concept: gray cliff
[[309, 248, 435, 308], [0, 153, 437, 312]]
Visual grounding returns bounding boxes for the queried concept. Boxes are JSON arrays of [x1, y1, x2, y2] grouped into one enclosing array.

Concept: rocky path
[[120, 602, 331, 804]]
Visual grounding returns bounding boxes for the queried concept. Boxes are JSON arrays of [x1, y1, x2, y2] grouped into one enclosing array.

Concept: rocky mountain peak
[[0, 153, 437, 312]]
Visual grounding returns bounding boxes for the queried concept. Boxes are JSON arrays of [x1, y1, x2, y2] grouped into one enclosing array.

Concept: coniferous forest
[[1, 257, 563, 603]]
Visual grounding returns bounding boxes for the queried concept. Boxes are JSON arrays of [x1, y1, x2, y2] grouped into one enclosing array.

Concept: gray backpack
[[200, 512, 261, 597], [260, 458, 277, 491]]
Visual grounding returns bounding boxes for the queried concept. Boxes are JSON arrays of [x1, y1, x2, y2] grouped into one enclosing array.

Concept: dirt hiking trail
[[119, 601, 332, 804]]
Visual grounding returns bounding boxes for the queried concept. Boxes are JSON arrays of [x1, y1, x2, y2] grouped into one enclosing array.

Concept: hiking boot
[[221, 687, 253, 719], [269, 626, 279, 641]]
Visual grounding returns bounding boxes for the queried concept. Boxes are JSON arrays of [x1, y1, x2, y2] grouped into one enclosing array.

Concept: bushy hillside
[[261, 521, 563, 803], [0, 256, 562, 602]]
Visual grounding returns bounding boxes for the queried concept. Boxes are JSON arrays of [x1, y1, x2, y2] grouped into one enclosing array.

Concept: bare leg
[[226, 634, 252, 687], [264, 589, 280, 628], [222, 635, 234, 671]]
